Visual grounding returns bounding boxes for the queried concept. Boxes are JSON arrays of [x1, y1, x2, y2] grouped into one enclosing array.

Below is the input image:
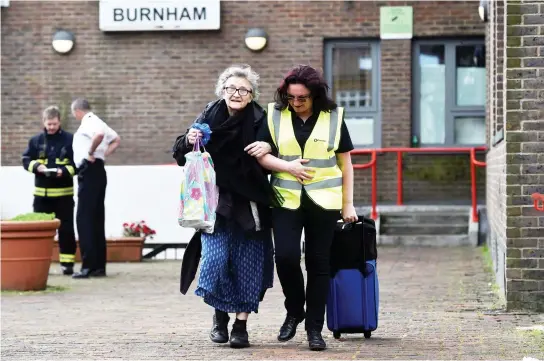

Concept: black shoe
[[277, 314, 304, 342], [210, 310, 229, 344], [229, 320, 250, 348], [72, 268, 91, 279], [307, 330, 326, 351], [61, 265, 74, 275], [89, 269, 107, 277]]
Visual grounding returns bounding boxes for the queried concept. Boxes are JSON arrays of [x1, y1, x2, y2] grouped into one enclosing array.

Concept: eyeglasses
[[286, 94, 311, 103], [224, 86, 252, 96]]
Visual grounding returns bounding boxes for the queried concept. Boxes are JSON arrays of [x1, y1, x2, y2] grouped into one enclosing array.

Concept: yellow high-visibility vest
[[267, 103, 344, 210]]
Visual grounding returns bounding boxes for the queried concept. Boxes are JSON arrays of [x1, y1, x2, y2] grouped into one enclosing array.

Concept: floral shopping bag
[[178, 127, 219, 233]]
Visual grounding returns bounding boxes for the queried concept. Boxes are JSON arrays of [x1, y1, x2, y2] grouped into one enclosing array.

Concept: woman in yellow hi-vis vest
[[256, 65, 357, 351]]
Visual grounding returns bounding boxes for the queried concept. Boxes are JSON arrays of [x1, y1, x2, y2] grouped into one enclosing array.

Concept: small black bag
[[330, 215, 377, 277]]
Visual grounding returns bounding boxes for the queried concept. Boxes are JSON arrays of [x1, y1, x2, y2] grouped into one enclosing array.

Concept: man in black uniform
[[22, 106, 77, 275]]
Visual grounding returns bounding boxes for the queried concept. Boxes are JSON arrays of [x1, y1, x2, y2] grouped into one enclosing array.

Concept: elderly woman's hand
[[186, 128, 203, 145], [244, 141, 272, 158]]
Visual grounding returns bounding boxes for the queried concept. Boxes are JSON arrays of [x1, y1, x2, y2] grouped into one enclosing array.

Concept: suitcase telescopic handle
[[339, 215, 367, 272]]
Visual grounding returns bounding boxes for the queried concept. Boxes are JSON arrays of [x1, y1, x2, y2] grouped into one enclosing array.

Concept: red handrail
[[532, 193, 544, 212], [352, 151, 378, 219], [351, 147, 487, 222]]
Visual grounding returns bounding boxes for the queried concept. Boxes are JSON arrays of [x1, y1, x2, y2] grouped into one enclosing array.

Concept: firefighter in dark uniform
[[21, 106, 77, 275]]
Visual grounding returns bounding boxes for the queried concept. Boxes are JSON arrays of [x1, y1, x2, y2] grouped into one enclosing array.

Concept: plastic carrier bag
[[178, 124, 218, 233]]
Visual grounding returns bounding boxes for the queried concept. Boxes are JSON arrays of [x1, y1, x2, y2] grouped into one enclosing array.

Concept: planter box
[[51, 237, 145, 263], [1, 219, 60, 291]]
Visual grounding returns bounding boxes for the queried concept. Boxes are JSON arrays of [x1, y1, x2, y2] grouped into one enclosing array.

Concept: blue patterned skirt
[[195, 218, 274, 313]]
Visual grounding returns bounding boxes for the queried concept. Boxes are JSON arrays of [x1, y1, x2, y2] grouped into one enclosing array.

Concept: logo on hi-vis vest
[[314, 138, 326, 142]]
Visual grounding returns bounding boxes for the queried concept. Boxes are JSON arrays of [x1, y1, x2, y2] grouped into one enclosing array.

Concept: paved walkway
[[2, 247, 543, 360]]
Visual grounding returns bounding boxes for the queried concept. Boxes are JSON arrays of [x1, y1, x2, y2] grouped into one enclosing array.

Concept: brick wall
[[486, 0, 508, 300], [489, 0, 544, 312], [1, 1, 485, 204]]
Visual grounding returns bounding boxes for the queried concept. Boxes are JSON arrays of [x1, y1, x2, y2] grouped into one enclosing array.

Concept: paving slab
[[1, 246, 543, 360]]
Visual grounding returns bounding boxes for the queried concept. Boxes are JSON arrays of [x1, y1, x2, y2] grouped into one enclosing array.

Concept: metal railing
[[351, 147, 487, 222]]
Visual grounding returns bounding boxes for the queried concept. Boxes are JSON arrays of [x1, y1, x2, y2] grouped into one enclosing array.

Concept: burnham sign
[[99, 0, 221, 31]]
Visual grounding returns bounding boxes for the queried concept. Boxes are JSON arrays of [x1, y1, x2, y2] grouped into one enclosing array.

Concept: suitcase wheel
[[364, 331, 371, 339], [333, 331, 341, 339]]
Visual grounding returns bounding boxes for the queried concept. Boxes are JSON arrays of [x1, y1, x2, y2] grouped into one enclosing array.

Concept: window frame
[[412, 38, 486, 148], [324, 39, 382, 149]]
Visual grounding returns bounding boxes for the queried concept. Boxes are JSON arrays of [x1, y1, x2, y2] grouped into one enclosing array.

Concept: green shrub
[[9, 212, 55, 221]]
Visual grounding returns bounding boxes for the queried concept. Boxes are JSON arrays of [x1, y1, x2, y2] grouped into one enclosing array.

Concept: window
[[325, 41, 381, 148], [413, 40, 486, 147]]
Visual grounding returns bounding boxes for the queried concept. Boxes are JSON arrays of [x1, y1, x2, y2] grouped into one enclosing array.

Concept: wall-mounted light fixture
[[478, 0, 489, 22], [244, 28, 268, 52], [52, 29, 75, 55]]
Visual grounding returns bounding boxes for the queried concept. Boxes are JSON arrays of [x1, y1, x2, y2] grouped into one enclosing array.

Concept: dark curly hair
[[274, 64, 337, 113]]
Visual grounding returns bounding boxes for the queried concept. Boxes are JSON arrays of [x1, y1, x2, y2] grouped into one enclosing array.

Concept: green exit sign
[[380, 6, 413, 40]]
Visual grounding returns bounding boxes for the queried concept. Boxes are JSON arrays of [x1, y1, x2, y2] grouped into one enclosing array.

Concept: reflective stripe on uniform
[[327, 109, 339, 152], [27, 160, 37, 172], [64, 165, 76, 176], [34, 187, 74, 197], [27, 159, 46, 172], [271, 176, 343, 191], [59, 253, 75, 263], [55, 158, 70, 165], [271, 177, 302, 191], [271, 106, 282, 147], [278, 154, 337, 168]]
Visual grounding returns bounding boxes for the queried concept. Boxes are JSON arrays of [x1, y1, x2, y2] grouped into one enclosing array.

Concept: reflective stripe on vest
[[267, 103, 344, 210]]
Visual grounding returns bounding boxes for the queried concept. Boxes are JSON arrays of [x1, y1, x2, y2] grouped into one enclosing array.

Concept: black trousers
[[76, 159, 107, 271], [272, 191, 339, 332], [33, 195, 76, 267]]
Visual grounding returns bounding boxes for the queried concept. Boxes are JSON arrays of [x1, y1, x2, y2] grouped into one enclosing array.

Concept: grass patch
[[516, 328, 544, 353], [1, 285, 69, 295], [481, 245, 505, 308], [481, 244, 493, 274]]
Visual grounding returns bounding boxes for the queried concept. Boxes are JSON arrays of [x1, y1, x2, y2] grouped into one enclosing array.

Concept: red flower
[[122, 220, 155, 239]]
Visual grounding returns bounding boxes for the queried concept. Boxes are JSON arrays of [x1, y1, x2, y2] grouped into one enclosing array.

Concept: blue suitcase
[[326, 217, 379, 339]]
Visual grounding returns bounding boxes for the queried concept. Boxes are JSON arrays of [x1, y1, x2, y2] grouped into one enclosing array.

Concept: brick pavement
[[1, 247, 543, 360]]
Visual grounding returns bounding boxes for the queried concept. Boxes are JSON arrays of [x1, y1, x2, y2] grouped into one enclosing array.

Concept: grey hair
[[214, 64, 260, 100], [71, 98, 91, 112]]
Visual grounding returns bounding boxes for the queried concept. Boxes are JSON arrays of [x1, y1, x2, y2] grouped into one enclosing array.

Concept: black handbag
[[330, 215, 377, 277]]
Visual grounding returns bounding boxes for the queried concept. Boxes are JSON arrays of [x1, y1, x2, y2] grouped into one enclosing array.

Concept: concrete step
[[378, 235, 471, 247], [381, 213, 468, 225], [380, 223, 468, 236]]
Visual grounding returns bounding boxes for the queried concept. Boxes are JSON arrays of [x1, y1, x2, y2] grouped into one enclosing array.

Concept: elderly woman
[[256, 65, 357, 351], [172, 64, 282, 349]]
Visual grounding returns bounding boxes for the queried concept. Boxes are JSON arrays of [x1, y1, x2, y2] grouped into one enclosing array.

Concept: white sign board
[[0, 0, 10, 7], [99, 0, 220, 31]]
